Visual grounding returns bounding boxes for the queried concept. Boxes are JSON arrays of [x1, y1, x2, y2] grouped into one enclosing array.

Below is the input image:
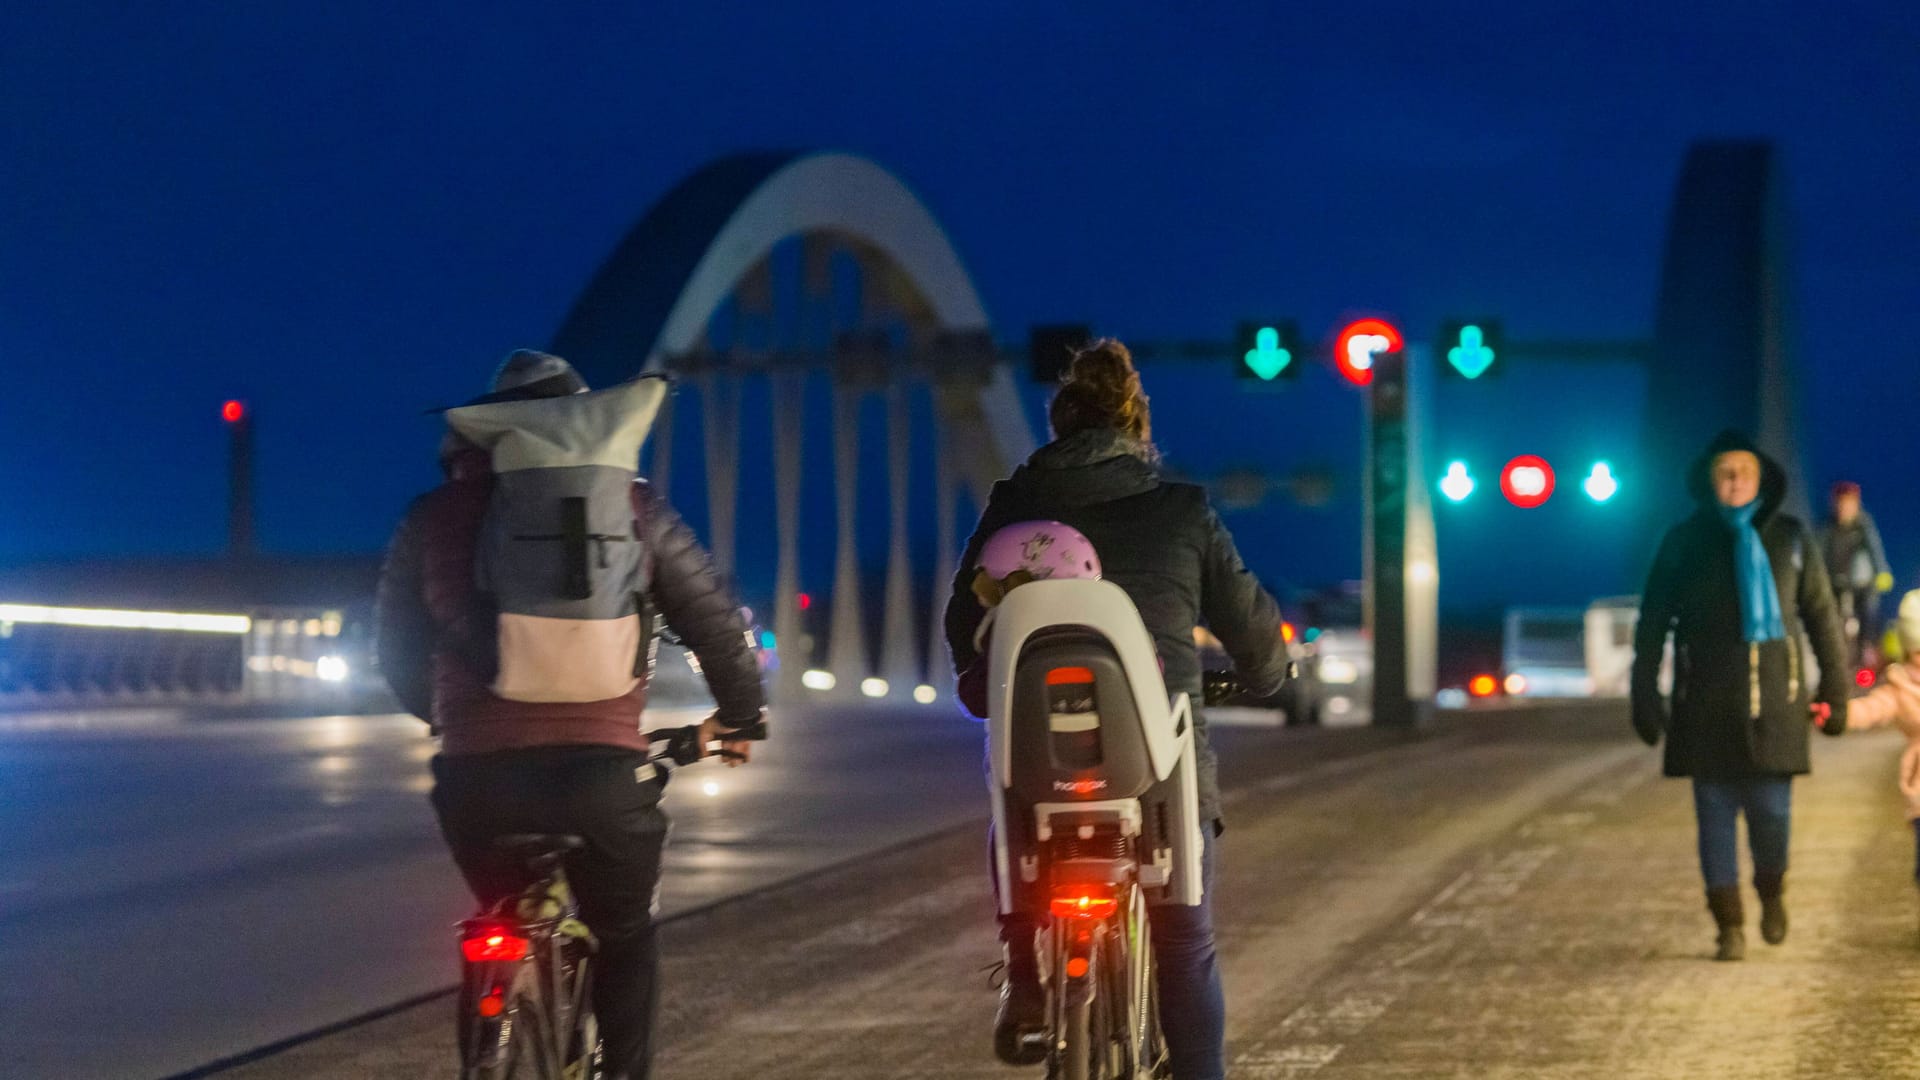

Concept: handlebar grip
[[719, 718, 769, 742]]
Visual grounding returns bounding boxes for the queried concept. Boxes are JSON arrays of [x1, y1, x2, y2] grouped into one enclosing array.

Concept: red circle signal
[[1499, 455, 1556, 508], [221, 400, 246, 423], [1332, 319, 1402, 386]]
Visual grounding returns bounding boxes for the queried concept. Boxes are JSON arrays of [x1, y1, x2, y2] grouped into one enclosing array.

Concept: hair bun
[[1049, 338, 1152, 443], [1065, 339, 1141, 406]]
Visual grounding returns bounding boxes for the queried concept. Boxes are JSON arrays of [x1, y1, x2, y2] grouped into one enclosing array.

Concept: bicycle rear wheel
[[461, 966, 554, 1080]]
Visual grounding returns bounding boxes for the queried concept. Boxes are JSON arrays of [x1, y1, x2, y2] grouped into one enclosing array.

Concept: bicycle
[[1020, 669, 1244, 1080], [453, 722, 761, 1080]]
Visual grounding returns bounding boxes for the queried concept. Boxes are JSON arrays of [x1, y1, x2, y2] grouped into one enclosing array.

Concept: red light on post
[[1499, 455, 1556, 508], [796, 592, 812, 611], [221, 400, 246, 423], [1332, 319, 1403, 386]]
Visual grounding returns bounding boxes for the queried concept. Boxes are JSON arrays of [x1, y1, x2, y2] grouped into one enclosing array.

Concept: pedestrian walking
[[1631, 430, 1850, 961], [1832, 589, 1920, 935]]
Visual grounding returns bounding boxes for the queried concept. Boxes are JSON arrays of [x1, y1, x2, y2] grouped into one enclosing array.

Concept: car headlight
[[1319, 657, 1359, 685]]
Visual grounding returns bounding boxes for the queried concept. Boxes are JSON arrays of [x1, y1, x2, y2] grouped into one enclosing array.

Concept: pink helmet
[[977, 520, 1102, 583]]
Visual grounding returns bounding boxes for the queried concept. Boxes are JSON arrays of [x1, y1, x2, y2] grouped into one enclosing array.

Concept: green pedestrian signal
[[1440, 319, 1503, 379], [1235, 321, 1302, 381]]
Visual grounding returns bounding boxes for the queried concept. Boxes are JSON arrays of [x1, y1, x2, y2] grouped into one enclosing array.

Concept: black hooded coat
[[1630, 431, 1849, 777]]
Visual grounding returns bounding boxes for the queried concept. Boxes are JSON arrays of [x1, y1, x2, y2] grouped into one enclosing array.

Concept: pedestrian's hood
[[1687, 428, 1788, 524]]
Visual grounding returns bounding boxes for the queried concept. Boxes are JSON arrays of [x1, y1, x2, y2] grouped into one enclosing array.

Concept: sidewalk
[[1234, 728, 1920, 1079]]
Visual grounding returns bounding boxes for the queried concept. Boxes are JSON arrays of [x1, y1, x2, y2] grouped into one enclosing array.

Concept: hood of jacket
[[1687, 428, 1788, 526], [1003, 429, 1162, 507]]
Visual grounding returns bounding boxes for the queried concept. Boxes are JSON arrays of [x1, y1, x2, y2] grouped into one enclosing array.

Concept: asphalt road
[[209, 704, 1920, 1080], [0, 702, 989, 1080]]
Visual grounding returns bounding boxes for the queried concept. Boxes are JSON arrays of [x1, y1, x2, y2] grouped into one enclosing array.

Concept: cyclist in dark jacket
[[946, 339, 1288, 1080], [377, 350, 764, 1080]]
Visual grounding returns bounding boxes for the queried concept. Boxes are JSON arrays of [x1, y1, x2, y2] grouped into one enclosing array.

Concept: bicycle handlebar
[[643, 719, 768, 766]]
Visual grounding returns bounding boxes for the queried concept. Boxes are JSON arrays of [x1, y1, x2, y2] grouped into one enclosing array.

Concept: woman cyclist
[[945, 339, 1290, 1080]]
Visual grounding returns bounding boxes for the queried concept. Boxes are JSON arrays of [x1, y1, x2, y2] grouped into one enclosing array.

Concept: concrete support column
[[926, 407, 959, 696], [648, 391, 675, 504], [881, 381, 917, 692], [700, 371, 741, 582], [771, 372, 805, 700], [827, 385, 868, 693]]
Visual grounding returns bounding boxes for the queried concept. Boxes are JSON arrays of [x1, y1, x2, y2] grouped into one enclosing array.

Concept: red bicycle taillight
[[476, 988, 506, 1017], [462, 929, 530, 963], [1050, 889, 1119, 920]]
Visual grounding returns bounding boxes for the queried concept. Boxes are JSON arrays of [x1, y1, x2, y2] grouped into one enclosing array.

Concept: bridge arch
[[547, 152, 1035, 699]]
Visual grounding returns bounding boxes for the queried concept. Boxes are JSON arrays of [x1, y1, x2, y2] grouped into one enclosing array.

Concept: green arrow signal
[[1244, 326, 1292, 380], [1447, 324, 1496, 378]]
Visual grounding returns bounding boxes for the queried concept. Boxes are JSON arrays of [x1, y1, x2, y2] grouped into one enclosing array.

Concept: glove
[[1631, 699, 1666, 747]]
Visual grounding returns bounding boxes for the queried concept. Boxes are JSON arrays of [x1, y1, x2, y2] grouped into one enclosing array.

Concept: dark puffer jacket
[[1631, 432, 1849, 778], [945, 429, 1291, 824], [376, 447, 764, 756]]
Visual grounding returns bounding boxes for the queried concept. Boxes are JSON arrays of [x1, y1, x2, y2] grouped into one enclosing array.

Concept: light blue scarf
[[1719, 499, 1786, 642]]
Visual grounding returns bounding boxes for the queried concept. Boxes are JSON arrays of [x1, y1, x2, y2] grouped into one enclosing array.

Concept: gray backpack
[[444, 378, 668, 703]]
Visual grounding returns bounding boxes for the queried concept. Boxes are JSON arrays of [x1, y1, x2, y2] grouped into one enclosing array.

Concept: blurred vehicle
[[1502, 607, 1594, 697], [1300, 583, 1370, 725], [1585, 596, 1674, 700]]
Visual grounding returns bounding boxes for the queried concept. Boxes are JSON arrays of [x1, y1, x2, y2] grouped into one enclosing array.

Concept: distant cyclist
[[1818, 481, 1894, 668], [946, 339, 1289, 1080], [376, 350, 765, 1080]]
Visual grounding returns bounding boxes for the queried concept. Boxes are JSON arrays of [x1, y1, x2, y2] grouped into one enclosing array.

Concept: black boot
[[1707, 886, 1745, 961], [1755, 872, 1788, 945], [994, 918, 1047, 1065]]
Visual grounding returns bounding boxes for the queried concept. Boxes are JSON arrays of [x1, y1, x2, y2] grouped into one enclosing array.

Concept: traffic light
[[1028, 324, 1091, 383], [1439, 461, 1475, 502], [1500, 455, 1555, 508], [1440, 319, 1503, 379], [1333, 319, 1402, 386], [1583, 462, 1620, 503], [222, 399, 246, 423], [1235, 321, 1304, 381]]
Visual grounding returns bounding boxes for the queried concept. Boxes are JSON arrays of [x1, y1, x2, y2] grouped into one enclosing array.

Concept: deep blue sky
[[3, 3, 1916, 607]]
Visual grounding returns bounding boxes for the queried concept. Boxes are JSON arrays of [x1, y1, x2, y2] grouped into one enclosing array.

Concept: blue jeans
[[1691, 777, 1792, 890], [1150, 830, 1224, 1080]]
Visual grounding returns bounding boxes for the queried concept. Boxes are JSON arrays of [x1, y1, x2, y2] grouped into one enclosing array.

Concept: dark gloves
[[1631, 697, 1666, 747]]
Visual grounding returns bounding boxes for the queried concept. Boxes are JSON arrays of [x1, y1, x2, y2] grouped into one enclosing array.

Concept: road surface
[[214, 704, 1920, 1080]]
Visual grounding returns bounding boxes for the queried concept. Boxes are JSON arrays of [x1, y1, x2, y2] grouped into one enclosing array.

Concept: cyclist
[[946, 339, 1290, 1080], [376, 349, 765, 1080], [1818, 481, 1895, 669]]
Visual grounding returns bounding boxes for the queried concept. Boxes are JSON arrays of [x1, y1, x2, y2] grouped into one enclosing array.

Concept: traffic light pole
[[1365, 345, 1437, 728]]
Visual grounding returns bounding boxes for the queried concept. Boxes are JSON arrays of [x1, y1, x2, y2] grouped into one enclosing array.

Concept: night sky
[[3, 4, 1916, 606]]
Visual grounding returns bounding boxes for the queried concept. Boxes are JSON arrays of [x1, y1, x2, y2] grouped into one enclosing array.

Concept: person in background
[[1631, 430, 1850, 962], [1818, 481, 1894, 669]]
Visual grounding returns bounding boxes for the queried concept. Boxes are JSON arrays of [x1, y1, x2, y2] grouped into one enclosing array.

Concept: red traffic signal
[[1332, 319, 1402, 386], [221, 400, 246, 423], [1500, 455, 1555, 508]]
